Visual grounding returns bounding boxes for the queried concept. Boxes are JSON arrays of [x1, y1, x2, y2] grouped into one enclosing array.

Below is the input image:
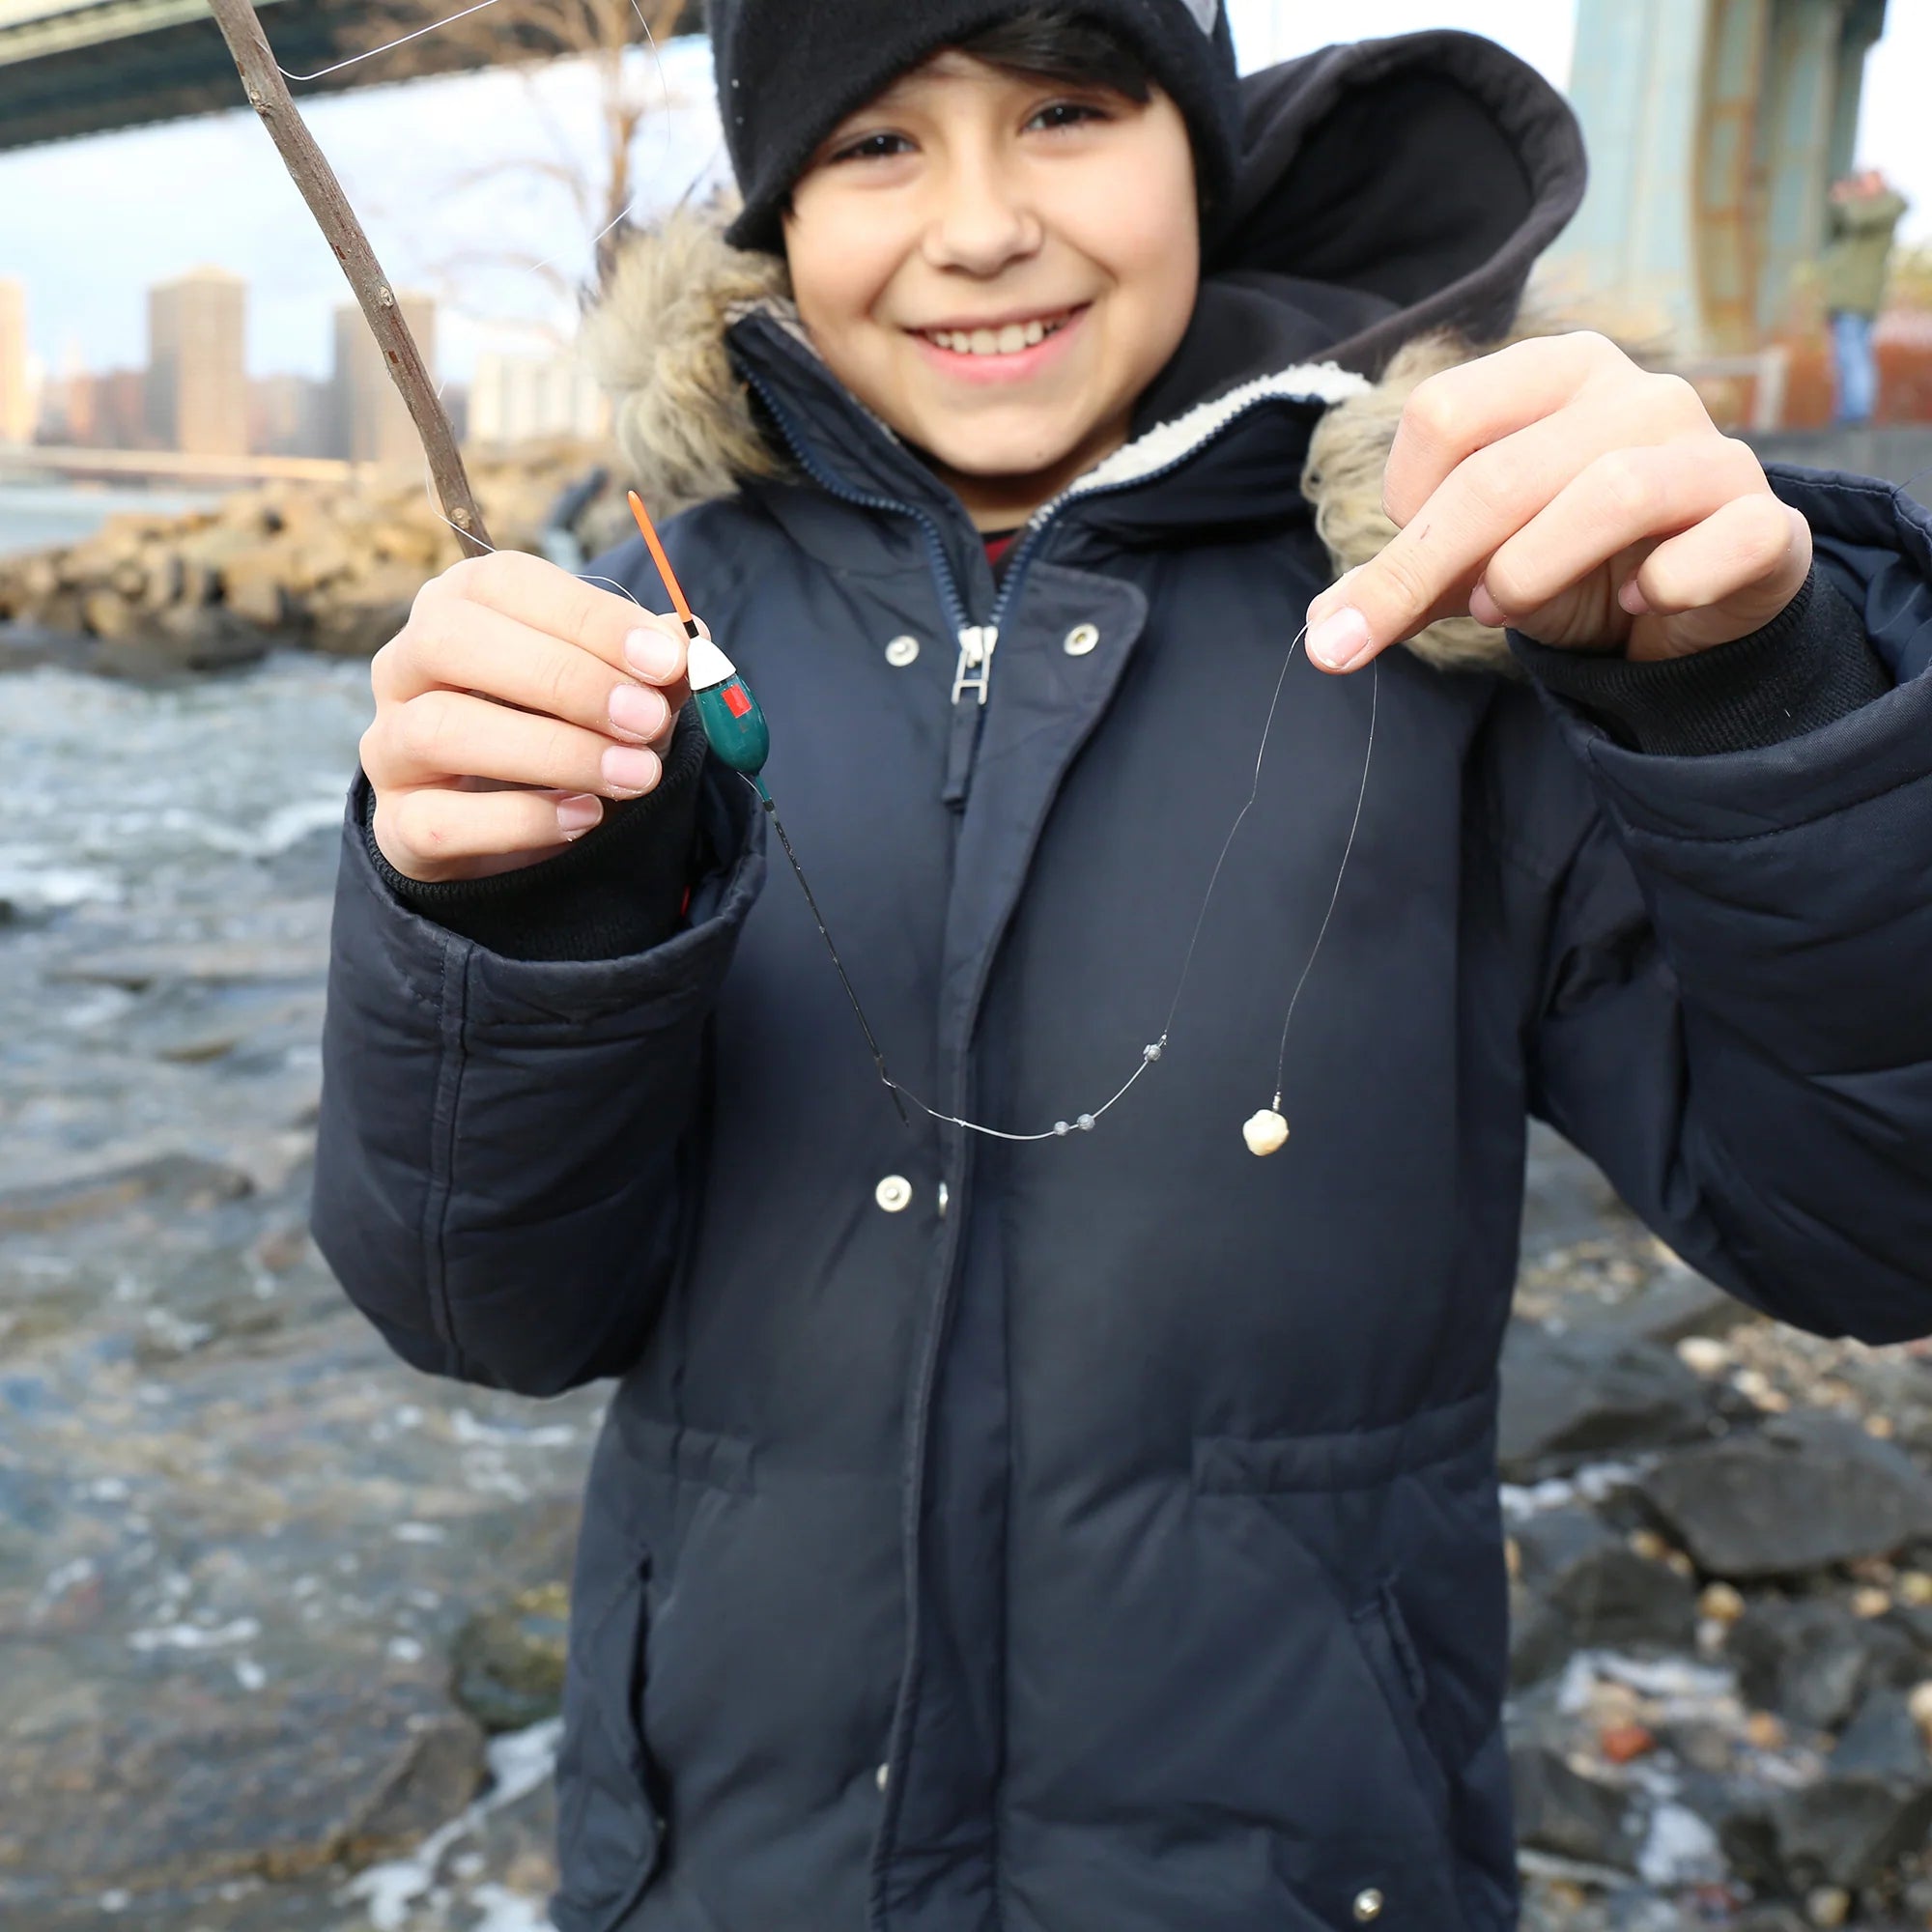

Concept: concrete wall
[[1548, 0, 1890, 358]]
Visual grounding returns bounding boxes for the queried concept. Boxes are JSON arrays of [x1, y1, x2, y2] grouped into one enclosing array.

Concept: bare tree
[[353, 0, 693, 303]]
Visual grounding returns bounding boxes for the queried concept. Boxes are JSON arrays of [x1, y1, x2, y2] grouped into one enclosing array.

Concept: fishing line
[[873, 635, 1380, 1149], [365, 4, 1380, 1152], [275, 0, 508, 82]]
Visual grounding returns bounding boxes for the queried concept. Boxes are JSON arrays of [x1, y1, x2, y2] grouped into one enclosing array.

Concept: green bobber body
[[686, 631, 770, 778]]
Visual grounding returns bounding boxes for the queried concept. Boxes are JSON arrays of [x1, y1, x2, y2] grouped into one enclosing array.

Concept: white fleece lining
[[733, 298, 1372, 521], [1061, 362, 1373, 508]]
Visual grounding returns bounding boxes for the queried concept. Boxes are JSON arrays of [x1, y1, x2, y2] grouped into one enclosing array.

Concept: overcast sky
[[0, 0, 1925, 385]]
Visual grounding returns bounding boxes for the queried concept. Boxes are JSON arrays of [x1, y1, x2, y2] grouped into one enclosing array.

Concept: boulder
[[1771, 1773, 1932, 1892], [1499, 1322, 1715, 1479], [0, 1674, 486, 1896], [1510, 1582, 1577, 1690], [1641, 1417, 1932, 1578], [219, 548, 294, 629], [0, 1153, 254, 1234], [80, 587, 138, 640], [1830, 1690, 1932, 1778], [1728, 1599, 1923, 1733], [1510, 1743, 1638, 1869], [1589, 1272, 1756, 1350], [1512, 1507, 1698, 1652], [453, 1580, 572, 1733]]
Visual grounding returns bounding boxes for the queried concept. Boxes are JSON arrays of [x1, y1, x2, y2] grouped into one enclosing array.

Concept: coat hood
[[582, 30, 1588, 672]]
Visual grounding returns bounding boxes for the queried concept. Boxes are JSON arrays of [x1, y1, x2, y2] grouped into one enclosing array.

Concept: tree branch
[[206, 0, 493, 554]]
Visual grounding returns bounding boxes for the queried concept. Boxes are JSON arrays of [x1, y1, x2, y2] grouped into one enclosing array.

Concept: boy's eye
[[1028, 100, 1110, 133], [829, 131, 914, 164]]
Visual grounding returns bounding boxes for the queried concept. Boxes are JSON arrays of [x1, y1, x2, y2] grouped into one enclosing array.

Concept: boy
[[317, 7, 1932, 1928]]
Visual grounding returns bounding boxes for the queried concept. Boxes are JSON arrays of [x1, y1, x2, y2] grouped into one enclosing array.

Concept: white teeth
[[926, 315, 1068, 356]]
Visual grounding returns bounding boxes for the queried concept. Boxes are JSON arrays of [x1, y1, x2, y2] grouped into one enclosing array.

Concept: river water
[[1, 649, 601, 1931], [0, 480, 225, 559]]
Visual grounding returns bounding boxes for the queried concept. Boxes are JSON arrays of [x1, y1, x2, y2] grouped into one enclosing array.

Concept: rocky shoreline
[[2, 652, 1931, 1930], [0, 445, 620, 678]]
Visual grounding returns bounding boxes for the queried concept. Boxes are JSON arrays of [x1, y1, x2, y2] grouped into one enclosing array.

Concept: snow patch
[[1637, 1802, 1724, 1887], [339, 1719, 563, 1931]]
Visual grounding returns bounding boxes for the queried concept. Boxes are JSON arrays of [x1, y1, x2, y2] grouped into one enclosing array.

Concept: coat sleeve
[[309, 761, 766, 1396], [1522, 469, 1932, 1343]]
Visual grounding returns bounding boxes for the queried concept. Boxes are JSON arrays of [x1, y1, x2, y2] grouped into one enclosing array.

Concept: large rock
[[1499, 1322, 1715, 1479], [453, 1581, 571, 1733], [0, 1674, 485, 1899], [1771, 1771, 1932, 1892], [1588, 1271, 1757, 1350], [1640, 1416, 1932, 1578], [0, 1153, 253, 1235], [1510, 1744, 1638, 1870], [1513, 1507, 1698, 1652], [1727, 1599, 1924, 1734]]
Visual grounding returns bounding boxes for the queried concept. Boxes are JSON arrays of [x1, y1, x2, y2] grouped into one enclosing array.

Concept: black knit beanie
[[709, 0, 1242, 254]]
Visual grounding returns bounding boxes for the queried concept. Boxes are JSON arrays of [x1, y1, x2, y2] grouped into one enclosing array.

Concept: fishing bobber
[[687, 632, 771, 778], [1242, 1109, 1290, 1157], [628, 490, 770, 778]]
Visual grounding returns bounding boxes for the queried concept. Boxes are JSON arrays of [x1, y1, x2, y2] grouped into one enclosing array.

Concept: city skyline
[[7, 259, 605, 460]]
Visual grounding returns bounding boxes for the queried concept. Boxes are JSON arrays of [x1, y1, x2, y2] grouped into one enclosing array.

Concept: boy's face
[[784, 51, 1202, 525]]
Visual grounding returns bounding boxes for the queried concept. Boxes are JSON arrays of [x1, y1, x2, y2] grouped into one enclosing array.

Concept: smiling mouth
[[914, 308, 1081, 356]]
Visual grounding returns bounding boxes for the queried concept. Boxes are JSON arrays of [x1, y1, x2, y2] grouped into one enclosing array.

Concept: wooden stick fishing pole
[[206, 0, 493, 555]]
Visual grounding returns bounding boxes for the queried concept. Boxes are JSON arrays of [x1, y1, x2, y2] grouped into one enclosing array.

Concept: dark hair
[[952, 8, 1154, 104]]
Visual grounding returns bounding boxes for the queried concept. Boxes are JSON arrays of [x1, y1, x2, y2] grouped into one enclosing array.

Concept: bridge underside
[[0, 0, 582, 156]]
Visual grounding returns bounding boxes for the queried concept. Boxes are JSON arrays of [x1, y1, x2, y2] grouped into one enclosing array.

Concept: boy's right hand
[[363, 552, 693, 884]]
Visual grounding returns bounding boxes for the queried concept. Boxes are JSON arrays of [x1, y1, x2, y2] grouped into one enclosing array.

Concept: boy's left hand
[[1304, 331, 1814, 674]]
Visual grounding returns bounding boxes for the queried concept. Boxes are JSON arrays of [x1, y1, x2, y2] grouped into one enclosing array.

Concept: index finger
[[1381, 333, 1618, 526], [440, 549, 690, 685]]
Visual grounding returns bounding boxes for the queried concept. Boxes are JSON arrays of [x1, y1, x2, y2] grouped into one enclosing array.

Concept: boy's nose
[[923, 165, 1043, 275]]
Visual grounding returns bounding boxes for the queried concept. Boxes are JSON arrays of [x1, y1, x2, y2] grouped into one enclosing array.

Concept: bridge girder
[[0, 0, 611, 156]]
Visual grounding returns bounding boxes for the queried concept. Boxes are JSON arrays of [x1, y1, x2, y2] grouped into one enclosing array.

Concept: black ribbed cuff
[[363, 706, 711, 962], [1510, 567, 1892, 756]]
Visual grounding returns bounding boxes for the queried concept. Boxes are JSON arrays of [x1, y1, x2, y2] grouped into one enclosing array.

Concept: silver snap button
[[1352, 1888, 1384, 1923], [1064, 623, 1099, 657], [937, 1181, 950, 1220], [875, 1175, 913, 1213], [875, 1762, 891, 1793], [885, 636, 921, 668]]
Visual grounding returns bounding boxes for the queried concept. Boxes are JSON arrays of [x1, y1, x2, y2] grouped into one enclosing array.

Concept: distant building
[[147, 267, 247, 455], [330, 296, 436, 467], [94, 369, 150, 450], [250, 372, 330, 457], [0, 278, 29, 445], [41, 347, 93, 444], [468, 347, 609, 446]]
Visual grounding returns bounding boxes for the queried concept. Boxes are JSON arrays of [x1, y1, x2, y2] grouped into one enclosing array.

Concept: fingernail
[[1619, 578, 1651, 616], [609, 682, 669, 741], [602, 745, 661, 796], [556, 794, 604, 839], [1306, 605, 1372, 671], [625, 625, 685, 682]]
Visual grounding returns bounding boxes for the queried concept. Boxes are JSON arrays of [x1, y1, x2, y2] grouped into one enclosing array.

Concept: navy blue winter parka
[[312, 32, 1932, 1932]]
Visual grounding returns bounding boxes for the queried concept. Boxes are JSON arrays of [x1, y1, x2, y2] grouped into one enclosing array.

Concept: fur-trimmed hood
[[581, 30, 1590, 673]]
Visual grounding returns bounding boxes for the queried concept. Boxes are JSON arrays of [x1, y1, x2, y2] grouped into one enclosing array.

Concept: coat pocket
[[1349, 1579, 1452, 1830], [551, 1546, 662, 1932]]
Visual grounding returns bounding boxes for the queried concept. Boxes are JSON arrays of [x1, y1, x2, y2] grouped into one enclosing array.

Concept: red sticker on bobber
[[723, 683, 752, 719]]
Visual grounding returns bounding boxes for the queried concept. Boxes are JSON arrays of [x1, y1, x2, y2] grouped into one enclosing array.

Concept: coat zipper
[[742, 361, 1320, 761]]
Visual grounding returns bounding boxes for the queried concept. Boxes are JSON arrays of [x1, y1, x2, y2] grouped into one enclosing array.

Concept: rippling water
[[0, 647, 598, 1931], [1, 651, 373, 1194], [0, 650, 369, 919]]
